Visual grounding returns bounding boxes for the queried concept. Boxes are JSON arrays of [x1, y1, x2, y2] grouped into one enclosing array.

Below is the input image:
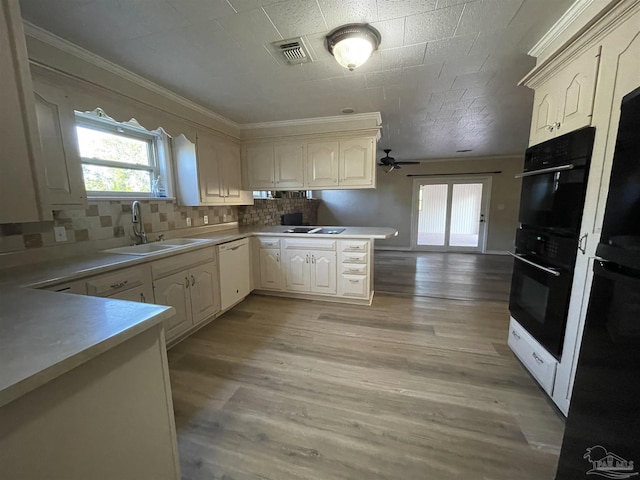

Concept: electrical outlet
[[223, 214, 229, 221], [53, 226, 67, 242], [203, 215, 209, 225], [186, 217, 192, 227]]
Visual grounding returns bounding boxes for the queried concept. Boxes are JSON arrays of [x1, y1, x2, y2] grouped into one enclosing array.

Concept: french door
[[411, 176, 491, 252]]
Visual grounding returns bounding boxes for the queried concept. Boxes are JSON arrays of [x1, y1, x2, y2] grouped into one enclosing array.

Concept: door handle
[[480, 214, 485, 223], [508, 252, 561, 277], [191, 275, 196, 286], [185, 276, 190, 288], [306, 254, 309, 263], [140, 293, 146, 303], [312, 255, 315, 264], [578, 233, 588, 254], [276, 253, 280, 262]]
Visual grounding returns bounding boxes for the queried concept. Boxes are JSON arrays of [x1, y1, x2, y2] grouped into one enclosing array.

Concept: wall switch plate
[[203, 215, 209, 224], [186, 217, 192, 227], [53, 226, 67, 242]]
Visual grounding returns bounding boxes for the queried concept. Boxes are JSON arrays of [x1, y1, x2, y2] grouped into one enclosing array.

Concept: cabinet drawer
[[340, 252, 368, 264], [341, 264, 367, 275], [341, 240, 369, 252], [218, 237, 249, 252], [284, 239, 336, 251], [86, 265, 152, 297], [42, 279, 87, 295], [339, 274, 369, 298], [257, 237, 281, 249], [508, 318, 558, 395], [151, 247, 215, 279]]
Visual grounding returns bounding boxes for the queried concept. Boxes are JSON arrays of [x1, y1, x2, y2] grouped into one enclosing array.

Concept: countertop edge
[[0, 303, 174, 409]]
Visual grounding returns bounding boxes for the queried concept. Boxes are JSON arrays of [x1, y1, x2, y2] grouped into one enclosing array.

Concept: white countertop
[[0, 226, 397, 289], [0, 287, 174, 408]]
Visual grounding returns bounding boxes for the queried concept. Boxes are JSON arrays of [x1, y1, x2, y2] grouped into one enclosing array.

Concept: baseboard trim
[[485, 250, 510, 255], [374, 246, 412, 251]]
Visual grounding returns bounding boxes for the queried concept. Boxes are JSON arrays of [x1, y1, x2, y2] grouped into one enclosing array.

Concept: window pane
[[76, 126, 151, 166], [449, 183, 483, 247], [417, 184, 448, 246], [82, 164, 152, 193]]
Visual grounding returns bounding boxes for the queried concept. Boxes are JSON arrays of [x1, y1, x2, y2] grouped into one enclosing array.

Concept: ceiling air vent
[[271, 38, 313, 65]]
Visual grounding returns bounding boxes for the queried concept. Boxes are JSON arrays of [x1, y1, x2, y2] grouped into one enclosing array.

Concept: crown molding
[[22, 21, 240, 131], [528, 0, 597, 58], [239, 112, 382, 130]]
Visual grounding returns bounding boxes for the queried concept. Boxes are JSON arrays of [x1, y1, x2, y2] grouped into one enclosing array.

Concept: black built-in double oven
[[509, 127, 596, 358]]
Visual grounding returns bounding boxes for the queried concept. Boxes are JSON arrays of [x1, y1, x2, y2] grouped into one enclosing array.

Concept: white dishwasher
[[218, 237, 251, 311]]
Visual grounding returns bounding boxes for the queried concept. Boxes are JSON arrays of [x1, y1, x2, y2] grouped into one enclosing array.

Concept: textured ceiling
[[19, 0, 574, 160]]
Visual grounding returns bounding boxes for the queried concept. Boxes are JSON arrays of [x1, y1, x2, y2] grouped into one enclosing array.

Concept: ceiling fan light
[[327, 24, 381, 71]]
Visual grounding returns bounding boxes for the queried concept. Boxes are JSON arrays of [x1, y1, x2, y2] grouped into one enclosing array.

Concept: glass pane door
[[449, 183, 483, 248], [416, 184, 448, 246], [413, 177, 490, 252]]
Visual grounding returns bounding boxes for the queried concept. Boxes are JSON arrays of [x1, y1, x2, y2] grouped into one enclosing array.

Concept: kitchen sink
[[283, 227, 321, 233], [282, 227, 345, 235], [102, 243, 177, 256], [311, 228, 345, 235], [161, 238, 210, 246]]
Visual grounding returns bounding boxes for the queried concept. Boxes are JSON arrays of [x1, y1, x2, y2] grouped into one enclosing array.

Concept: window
[[75, 112, 160, 196]]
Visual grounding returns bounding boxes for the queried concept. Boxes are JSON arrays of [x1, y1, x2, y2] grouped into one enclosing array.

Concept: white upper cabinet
[[306, 141, 339, 188], [243, 136, 377, 190], [32, 79, 87, 208], [339, 137, 374, 187], [0, 0, 50, 223], [528, 45, 601, 146], [274, 144, 304, 188], [174, 132, 253, 206], [245, 144, 275, 189]]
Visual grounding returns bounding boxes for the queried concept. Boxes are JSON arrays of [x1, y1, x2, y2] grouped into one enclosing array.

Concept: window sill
[[87, 196, 176, 202]]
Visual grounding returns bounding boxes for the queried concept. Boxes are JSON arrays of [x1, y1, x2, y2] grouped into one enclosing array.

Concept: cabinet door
[[529, 88, 559, 146], [108, 284, 153, 304], [153, 271, 192, 340], [189, 262, 220, 325], [221, 141, 242, 200], [339, 137, 374, 187], [33, 81, 86, 208], [275, 144, 304, 188], [284, 249, 311, 292], [306, 141, 339, 188], [196, 133, 224, 204], [219, 239, 251, 310], [258, 248, 284, 290], [245, 144, 275, 189], [556, 45, 601, 137], [0, 0, 49, 223], [310, 251, 336, 295]]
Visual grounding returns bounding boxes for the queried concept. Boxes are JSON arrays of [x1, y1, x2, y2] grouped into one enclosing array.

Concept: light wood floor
[[168, 252, 565, 480]]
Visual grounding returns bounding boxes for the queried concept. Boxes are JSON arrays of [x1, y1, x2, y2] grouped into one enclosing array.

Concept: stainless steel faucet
[[131, 201, 147, 244]]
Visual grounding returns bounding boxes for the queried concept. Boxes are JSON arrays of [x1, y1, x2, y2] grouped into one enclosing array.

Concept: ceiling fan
[[378, 149, 420, 172]]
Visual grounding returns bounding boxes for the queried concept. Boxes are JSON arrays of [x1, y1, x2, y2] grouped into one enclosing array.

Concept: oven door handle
[[508, 252, 561, 277], [515, 163, 575, 178]]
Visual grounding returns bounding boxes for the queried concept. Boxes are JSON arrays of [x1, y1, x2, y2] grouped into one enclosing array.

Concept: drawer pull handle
[[348, 268, 361, 273], [532, 352, 544, 365], [512, 330, 521, 340], [109, 280, 128, 289], [348, 257, 360, 261], [349, 279, 359, 284]]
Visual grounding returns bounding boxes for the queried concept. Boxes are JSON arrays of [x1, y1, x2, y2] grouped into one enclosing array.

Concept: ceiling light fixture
[[326, 24, 381, 71]]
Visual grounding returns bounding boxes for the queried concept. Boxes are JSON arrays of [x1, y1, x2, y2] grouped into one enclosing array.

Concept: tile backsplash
[[237, 199, 319, 226], [0, 199, 237, 264]]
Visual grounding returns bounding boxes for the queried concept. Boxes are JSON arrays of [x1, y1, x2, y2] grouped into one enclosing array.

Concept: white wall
[[316, 156, 523, 251]]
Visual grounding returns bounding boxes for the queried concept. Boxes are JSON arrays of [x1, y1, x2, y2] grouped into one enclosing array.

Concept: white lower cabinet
[[153, 272, 192, 340], [258, 248, 284, 290], [284, 249, 312, 292], [508, 317, 558, 395], [338, 240, 371, 299], [151, 248, 220, 342], [254, 237, 372, 303]]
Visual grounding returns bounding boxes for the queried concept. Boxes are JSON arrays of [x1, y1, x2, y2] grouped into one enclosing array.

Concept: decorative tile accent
[[75, 229, 90, 241], [1, 224, 22, 236], [23, 233, 43, 249], [85, 204, 99, 217], [100, 216, 113, 227]]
